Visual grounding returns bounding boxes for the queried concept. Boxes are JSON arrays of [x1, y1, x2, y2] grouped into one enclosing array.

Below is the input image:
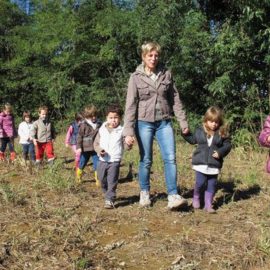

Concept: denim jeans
[[135, 120, 178, 195], [79, 151, 99, 171], [22, 143, 36, 161]]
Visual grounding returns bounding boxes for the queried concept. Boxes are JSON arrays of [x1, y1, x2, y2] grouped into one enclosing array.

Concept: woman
[[123, 41, 189, 210]]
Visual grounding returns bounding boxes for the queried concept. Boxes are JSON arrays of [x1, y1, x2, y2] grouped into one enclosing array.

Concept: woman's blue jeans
[[135, 120, 178, 195]]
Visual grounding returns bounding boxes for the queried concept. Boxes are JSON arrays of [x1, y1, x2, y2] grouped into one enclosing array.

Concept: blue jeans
[[79, 151, 99, 171], [135, 120, 178, 195], [22, 143, 36, 161]]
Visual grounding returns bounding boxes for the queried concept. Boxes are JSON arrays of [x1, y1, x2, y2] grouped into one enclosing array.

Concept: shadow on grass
[[115, 195, 140, 208], [180, 179, 261, 210], [215, 179, 261, 208]]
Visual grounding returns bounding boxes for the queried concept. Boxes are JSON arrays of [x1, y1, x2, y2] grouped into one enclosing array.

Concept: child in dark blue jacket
[[183, 106, 231, 213]]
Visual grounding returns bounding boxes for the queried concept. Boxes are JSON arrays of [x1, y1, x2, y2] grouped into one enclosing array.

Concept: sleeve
[[123, 74, 138, 137], [30, 121, 37, 139], [93, 132, 103, 155], [0, 115, 3, 137], [18, 123, 24, 138], [76, 124, 84, 150], [12, 116, 17, 138], [217, 137, 232, 158], [259, 116, 270, 147], [168, 73, 188, 130], [182, 129, 198, 145], [65, 125, 73, 144]]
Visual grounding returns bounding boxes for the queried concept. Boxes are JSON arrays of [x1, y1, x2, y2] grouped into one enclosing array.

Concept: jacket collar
[[135, 63, 167, 89]]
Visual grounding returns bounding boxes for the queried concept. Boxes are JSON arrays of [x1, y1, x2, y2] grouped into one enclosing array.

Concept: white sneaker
[[139, 191, 151, 207], [167, 194, 187, 210], [104, 200, 115, 209]]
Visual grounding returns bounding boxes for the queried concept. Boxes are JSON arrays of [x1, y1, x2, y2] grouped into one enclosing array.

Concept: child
[[0, 103, 17, 161], [65, 112, 84, 169], [76, 105, 102, 184], [258, 115, 270, 172], [18, 111, 36, 163], [182, 106, 231, 213], [94, 105, 129, 209], [30, 106, 56, 165]]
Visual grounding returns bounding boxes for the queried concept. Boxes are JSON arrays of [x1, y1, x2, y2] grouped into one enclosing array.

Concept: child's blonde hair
[[38, 105, 48, 113], [83, 105, 97, 118], [3, 103, 13, 113], [203, 106, 229, 138]]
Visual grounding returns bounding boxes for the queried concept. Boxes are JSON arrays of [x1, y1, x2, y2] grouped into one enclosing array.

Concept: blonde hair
[[141, 42, 161, 57], [203, 106, 229, 138], [3, 103, 12, 113], [38, 105, 48, 113], [83, 105, 97, 118]]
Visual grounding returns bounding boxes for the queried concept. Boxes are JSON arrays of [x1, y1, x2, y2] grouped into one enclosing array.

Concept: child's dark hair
[[22, 111, 32, 121], [106, 104, 123, 117], [75, 112, 84, 122]]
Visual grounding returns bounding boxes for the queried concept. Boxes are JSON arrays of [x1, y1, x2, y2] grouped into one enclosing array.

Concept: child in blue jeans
[[182, 106, 231, 213], [76, 106, 102, 184], [18, 111, 36, 163]]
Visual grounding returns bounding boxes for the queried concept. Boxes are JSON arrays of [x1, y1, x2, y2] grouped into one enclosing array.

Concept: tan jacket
[[30, 118, 55, 143], [123, 64, 188, 137]]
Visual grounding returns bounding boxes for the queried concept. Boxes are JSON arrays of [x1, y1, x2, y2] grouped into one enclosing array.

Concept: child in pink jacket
[[259, 115, 270, 172], [0, 103, 17, 161]]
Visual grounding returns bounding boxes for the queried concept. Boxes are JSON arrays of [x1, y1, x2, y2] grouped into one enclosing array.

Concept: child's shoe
[[104, 200, 115, 209], [0, 152, 5, 161], [76, 168, 83, 184], [204, 191, 216, 213], [94, 171, 100, 187], [167, 194, 187, 210]]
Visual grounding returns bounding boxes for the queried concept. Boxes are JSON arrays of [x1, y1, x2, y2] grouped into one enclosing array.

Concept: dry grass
[[0, 134, 270, 269]]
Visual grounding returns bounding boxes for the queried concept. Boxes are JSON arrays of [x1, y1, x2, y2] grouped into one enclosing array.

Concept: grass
[[0, 134, 270, 269]]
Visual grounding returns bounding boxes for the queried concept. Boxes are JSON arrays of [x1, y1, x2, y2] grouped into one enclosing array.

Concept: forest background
[[1, 0, 270, 147]]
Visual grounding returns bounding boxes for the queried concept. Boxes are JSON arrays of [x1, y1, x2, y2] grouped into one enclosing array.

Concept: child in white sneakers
[[94, 105, 129, 209]]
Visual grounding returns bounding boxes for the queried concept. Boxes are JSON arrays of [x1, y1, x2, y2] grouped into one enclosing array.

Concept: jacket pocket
[[137, 83, 150, 101]]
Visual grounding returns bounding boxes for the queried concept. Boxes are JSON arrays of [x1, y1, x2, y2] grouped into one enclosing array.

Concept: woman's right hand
[[125, 136, 135, 146]]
